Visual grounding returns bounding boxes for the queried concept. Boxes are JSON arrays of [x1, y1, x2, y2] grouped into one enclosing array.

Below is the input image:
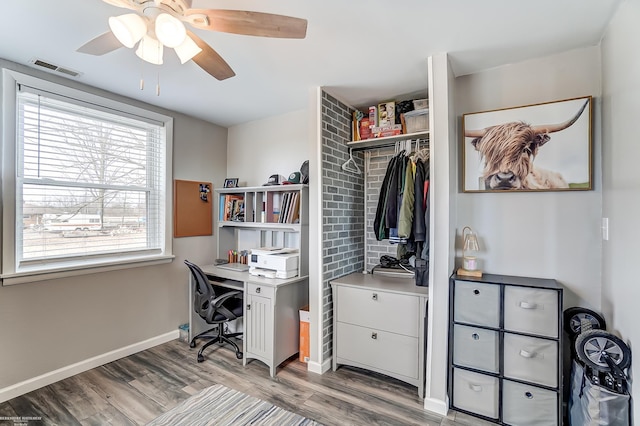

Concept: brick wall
[[320, 91, 364, 359]]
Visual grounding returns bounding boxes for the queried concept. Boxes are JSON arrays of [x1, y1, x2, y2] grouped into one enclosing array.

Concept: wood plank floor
[[0, 338, 497, 425]]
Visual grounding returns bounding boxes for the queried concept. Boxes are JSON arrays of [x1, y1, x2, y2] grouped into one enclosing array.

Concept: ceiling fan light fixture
[[155, 13, 187, 48], [136, 35, 164, 65], [108, 13, 147, 49], [174, 35, 202, 64]]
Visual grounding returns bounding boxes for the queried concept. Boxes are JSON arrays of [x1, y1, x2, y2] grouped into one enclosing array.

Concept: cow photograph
[[462, 96, 592, 192]]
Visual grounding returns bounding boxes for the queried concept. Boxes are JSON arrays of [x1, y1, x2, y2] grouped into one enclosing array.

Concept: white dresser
[[449, 273, 563, 425], [330, 272, 429, 397]]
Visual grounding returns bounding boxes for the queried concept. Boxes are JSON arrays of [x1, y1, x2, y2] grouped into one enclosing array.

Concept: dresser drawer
[[452, 368, 499, 420], [453, 324, 499, 373], [248, 283, 274, 299], [502, 380, 558, 426], [336, 322, 418, 379], [504, 333, 558, 387], [504, 287, 559, 338], [454, 280, 500, 327], [336, 286, 419, 336]]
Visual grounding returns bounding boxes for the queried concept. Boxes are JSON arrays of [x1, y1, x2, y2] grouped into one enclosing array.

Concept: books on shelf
[[220, 194, 244, 222], [277, 192, 300, 224]]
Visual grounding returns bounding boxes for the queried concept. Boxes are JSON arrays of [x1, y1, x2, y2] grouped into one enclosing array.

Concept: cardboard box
[[299, 305, 310, 362], [377, 101, 395, 127]]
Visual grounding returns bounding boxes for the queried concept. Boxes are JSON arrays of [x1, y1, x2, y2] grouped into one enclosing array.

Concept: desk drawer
[[247, 283, 274, 299], [336, 286, 419, 336], [504, 287, 558, 338], [336, 322, 418, 379]]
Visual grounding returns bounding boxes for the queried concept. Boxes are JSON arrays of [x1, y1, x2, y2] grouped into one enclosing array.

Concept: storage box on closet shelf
[[404, 108, 429, 133]]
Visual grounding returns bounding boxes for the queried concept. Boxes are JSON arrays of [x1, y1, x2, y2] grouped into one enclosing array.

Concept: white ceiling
[[0, 0, 621, 127]]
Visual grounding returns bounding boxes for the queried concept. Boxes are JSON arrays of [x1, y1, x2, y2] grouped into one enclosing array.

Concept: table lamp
[[457, 226, 482, 277]]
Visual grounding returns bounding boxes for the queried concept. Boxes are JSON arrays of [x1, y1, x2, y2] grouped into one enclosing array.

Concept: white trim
[[306, 357, 332, 375], [423, 396, 449, 417], [0, 330, 179, 403], [1, 254, 174, 285]]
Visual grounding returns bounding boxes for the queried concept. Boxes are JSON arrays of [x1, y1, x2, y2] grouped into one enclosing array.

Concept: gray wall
[[454, 46, 603, 311], [0, 59, 228, 390], [320, 91, 364, 360], [601, 0, 640, 418]]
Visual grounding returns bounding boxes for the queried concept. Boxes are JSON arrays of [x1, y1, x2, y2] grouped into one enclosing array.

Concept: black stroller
[[564, 307, 632, 425]]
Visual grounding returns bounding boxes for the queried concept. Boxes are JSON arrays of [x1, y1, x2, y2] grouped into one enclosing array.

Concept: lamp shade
[[136, 35, 164, 65], [109, 13, 147, 48], [174, 35, 202, 64], [155, 13, 186, 48], [462, 226, 480, 271]]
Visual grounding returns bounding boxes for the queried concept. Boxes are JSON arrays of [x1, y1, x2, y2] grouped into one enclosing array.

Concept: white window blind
[[15, 85, 167, 268]]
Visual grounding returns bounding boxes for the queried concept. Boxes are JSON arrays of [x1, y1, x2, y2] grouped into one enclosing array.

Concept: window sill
[[1, 254, 175, 286]]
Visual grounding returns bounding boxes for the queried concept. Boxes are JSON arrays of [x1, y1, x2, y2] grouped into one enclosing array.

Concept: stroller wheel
[[575, 329, 631, 372], [564, 307, 606, 338]]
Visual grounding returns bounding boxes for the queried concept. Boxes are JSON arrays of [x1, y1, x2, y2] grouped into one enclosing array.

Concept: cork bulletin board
[[173, 179, 213, 237]]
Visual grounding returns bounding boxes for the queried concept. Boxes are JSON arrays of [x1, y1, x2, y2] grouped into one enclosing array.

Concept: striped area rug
[[147, 384, 322, 426]]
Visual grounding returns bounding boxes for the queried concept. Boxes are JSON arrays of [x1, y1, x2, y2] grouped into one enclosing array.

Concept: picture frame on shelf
[[462, 96, 592, 192], [223, 178, 239, 188]]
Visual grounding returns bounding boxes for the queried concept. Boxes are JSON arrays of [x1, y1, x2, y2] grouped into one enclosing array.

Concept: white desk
[[188, 264, 308, 377]]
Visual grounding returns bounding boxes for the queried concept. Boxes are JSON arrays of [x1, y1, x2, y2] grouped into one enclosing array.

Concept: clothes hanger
[[342, 148, 362, 174]]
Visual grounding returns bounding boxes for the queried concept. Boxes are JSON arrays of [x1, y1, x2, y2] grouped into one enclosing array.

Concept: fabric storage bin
[[504, 286, 559, 337], [452, 368, 499, 420], [454, 280, 500, 327], [403, 108, 429, 133], [503, 333, 558, 387], [502, 379, 558, 426], [453, 324, 499, 373]]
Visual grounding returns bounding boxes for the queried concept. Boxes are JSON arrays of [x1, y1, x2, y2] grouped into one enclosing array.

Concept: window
[[2, 70, 173, 284]]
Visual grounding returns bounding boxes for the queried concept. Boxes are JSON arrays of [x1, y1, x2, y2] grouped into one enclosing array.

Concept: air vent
[[29, 59, 82, 78]]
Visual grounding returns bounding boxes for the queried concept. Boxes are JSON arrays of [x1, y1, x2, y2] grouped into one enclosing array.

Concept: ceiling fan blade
[[77, 31, 122, 55], [187, 31, 235, 81], [102, 0, 136, 10], [185, 9, 307, 39]]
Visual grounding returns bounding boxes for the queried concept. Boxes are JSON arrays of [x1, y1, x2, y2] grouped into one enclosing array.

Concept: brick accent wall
[[321, 91, 364, 360]]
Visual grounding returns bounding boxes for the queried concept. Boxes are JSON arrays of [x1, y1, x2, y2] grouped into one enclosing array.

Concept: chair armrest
[[210, 289, 242, 308]]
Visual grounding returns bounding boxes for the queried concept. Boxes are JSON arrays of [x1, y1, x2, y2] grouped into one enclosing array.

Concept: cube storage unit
[[448, 273, 563, 425]]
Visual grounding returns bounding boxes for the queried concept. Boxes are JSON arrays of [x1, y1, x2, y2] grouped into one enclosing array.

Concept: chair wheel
[[189, 341, 196, 348], [197, 354, 205, 363], [236, 352, 243, 360]]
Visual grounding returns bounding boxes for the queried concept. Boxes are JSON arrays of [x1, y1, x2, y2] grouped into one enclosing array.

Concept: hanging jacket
[[412, 159, 427, 243], [398, 159, 415, 239], [373, 154, 398, 240]]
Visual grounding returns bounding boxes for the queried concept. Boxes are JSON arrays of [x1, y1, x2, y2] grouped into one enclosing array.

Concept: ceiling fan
[[77, 0, 308, 80]]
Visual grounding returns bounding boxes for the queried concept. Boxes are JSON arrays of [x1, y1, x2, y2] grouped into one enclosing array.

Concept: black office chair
[[184, 260, 244, 362]]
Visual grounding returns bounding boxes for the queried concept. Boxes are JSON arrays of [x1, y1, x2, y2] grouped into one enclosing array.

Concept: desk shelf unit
[[448, 272, 563, 425], [216, 184, 308, 276]]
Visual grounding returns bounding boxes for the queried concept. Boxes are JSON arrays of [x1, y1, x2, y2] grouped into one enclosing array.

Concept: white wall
[[454, 46, 603, 310], [0, 59, 228, 395], [601, 0, 640, 419], [227, 109, 309, 187]]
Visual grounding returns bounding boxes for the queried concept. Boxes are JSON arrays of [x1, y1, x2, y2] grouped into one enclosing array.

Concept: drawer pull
[[469, 384, 483, 392], [473, 289, 480, 295], [472, 333, 480, 340], [372, 293, 378, 301], [256, 287, 261, 294], [371, 332, 377, 340], [519, 349, 537, 358], [525, 392, 534, 399], [519, 301, 538, 309]]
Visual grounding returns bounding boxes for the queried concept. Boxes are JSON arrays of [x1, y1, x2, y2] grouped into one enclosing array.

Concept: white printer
[[249, 247, 299, 279]]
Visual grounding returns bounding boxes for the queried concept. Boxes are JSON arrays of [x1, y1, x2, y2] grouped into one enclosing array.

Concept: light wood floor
[[0, 338, 497, 425]]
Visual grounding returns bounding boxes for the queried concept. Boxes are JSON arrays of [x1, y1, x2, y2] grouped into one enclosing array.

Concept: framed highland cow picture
[[462, 96, 592, 192]]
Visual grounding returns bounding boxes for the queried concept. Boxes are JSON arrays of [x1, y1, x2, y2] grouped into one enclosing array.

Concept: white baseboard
[[423, 396, 449, 416], [0, 330, 179, 403], [306, 356, 332, 375]]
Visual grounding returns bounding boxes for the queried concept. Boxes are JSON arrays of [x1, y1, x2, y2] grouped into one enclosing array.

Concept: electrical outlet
[[602, 217, 609, 241]]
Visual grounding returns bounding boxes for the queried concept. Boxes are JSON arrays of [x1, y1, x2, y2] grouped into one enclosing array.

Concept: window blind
[[16, 88, 166, 264]]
